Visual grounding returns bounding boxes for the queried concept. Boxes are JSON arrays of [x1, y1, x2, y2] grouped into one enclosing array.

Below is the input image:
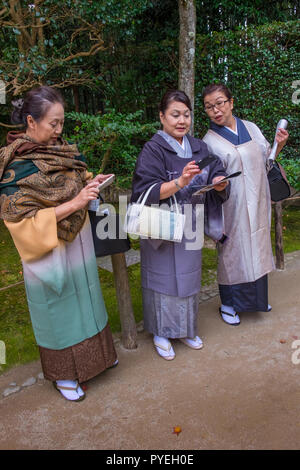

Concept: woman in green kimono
[[0, 86, 117, 401]]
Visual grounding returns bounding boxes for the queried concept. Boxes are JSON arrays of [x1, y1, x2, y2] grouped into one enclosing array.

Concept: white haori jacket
[[203, 120, 275, 285]]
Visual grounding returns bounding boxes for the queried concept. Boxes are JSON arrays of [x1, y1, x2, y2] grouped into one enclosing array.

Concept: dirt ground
[[0, 252, 299, 451]]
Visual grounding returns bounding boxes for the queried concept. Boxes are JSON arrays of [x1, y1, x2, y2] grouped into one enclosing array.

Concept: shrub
[[66, 109, 159, 188]]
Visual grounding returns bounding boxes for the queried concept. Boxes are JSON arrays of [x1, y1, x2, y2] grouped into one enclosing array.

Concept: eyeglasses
[[204, 99, 230, 112]]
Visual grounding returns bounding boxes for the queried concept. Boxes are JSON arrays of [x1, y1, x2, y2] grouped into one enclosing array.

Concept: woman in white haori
[[202, 83, 289, 325]]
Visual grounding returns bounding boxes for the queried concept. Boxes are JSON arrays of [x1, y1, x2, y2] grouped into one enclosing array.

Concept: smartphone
[[195, 155, 218, 170], [98, 174, 115, 191]]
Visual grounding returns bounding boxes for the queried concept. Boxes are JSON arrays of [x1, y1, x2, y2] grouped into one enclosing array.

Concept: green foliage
[[194, 20, 300, 190], [65, 110, 159, 186], [0, 0, 154, 101], [0, 222, 39, 372], [63, 19, 300, 190], [277, 156, 300, 192], [194, 0, 299, 32], [0, 2, 299, 186]]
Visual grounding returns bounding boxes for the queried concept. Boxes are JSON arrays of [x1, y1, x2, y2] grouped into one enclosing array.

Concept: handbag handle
[[136, 183, 180, 214]]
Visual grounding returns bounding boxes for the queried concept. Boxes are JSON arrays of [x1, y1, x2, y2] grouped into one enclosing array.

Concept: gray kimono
[[131, 132, 229, 338]]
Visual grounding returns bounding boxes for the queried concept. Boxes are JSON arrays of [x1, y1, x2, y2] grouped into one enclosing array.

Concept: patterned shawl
[[0, 132, 88, 242]]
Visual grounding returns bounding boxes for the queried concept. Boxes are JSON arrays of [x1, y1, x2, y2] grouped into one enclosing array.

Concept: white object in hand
[[98, 174, 115, 191], [268, 118, 288, 162]]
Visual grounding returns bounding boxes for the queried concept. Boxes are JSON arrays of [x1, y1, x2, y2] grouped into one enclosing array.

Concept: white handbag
[[124, 183, 186, 242]]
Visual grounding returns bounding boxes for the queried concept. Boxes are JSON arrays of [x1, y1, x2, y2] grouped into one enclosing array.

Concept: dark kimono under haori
[[131, 132, 229, 338]]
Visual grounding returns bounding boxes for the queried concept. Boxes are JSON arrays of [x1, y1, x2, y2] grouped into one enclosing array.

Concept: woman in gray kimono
[[131, 89, 229, 360], [202, 83, 289, 325]]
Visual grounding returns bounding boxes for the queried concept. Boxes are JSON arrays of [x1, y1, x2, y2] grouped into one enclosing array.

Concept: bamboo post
[[111, 252, 137, 349], [274, 201, 284, 270]]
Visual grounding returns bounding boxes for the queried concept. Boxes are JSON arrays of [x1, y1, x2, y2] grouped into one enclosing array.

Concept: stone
[[2, 386, 21, 397], [22, 377, 36, 388], [37, 372, 45, 385], [200, 294, 210, 301], [208, 291, 218, 298]]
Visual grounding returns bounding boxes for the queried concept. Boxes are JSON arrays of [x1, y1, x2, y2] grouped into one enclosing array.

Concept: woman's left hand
[[276, 128, 289, 153], [212, 176, 229, 192]]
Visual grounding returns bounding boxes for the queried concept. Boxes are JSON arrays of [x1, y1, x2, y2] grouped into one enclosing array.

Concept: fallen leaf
[[292, 336, 299, 340], [173, 426, 182, 436], [280, 339, 287, 344]]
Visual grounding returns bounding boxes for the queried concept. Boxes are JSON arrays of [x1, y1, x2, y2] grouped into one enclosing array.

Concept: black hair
[[11, 86, 64, 128], [159, 89, 192, 114], [202, 83, 233, 100]]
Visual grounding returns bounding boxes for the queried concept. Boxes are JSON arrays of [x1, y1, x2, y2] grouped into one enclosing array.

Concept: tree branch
[[0, 122, 23, 128]]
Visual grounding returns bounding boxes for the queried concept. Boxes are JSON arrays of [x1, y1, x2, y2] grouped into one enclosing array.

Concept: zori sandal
[[219, 308, 240, 326], [53, 380, 86, 402], [153, 336, 175, 361], [180, 336, 203, 350]]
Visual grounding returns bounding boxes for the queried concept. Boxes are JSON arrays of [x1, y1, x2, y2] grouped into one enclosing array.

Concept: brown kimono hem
[[38, 323, 117, 383]]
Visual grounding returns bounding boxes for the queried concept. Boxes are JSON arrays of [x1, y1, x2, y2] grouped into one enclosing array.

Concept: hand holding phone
[[195, 155, 218, 170], [98, 174, 115, 191], [193, 171, 241, 194]]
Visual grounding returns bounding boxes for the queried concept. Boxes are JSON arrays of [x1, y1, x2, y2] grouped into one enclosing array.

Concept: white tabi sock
[[56, 380, 85, 401], [221, 304, 236, 315], [220, 304, 240, 325]]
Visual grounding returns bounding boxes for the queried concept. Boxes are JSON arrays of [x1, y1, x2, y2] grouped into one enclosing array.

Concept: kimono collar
[[151, 132, 203, 154], [210, 115, 251, 145], [157, 130, 192, 158]]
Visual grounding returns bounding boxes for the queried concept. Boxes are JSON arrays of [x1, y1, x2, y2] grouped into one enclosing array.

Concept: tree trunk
[[274, 202, 284, 270], [91, 92, 96, 115], [178, 0, 196, 135], [97, 93, 104, 114], [83, 88, 89, 114], [111, 253, 137, 349], [99, 134, 117, 173], [72, 86, 80, 112]]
